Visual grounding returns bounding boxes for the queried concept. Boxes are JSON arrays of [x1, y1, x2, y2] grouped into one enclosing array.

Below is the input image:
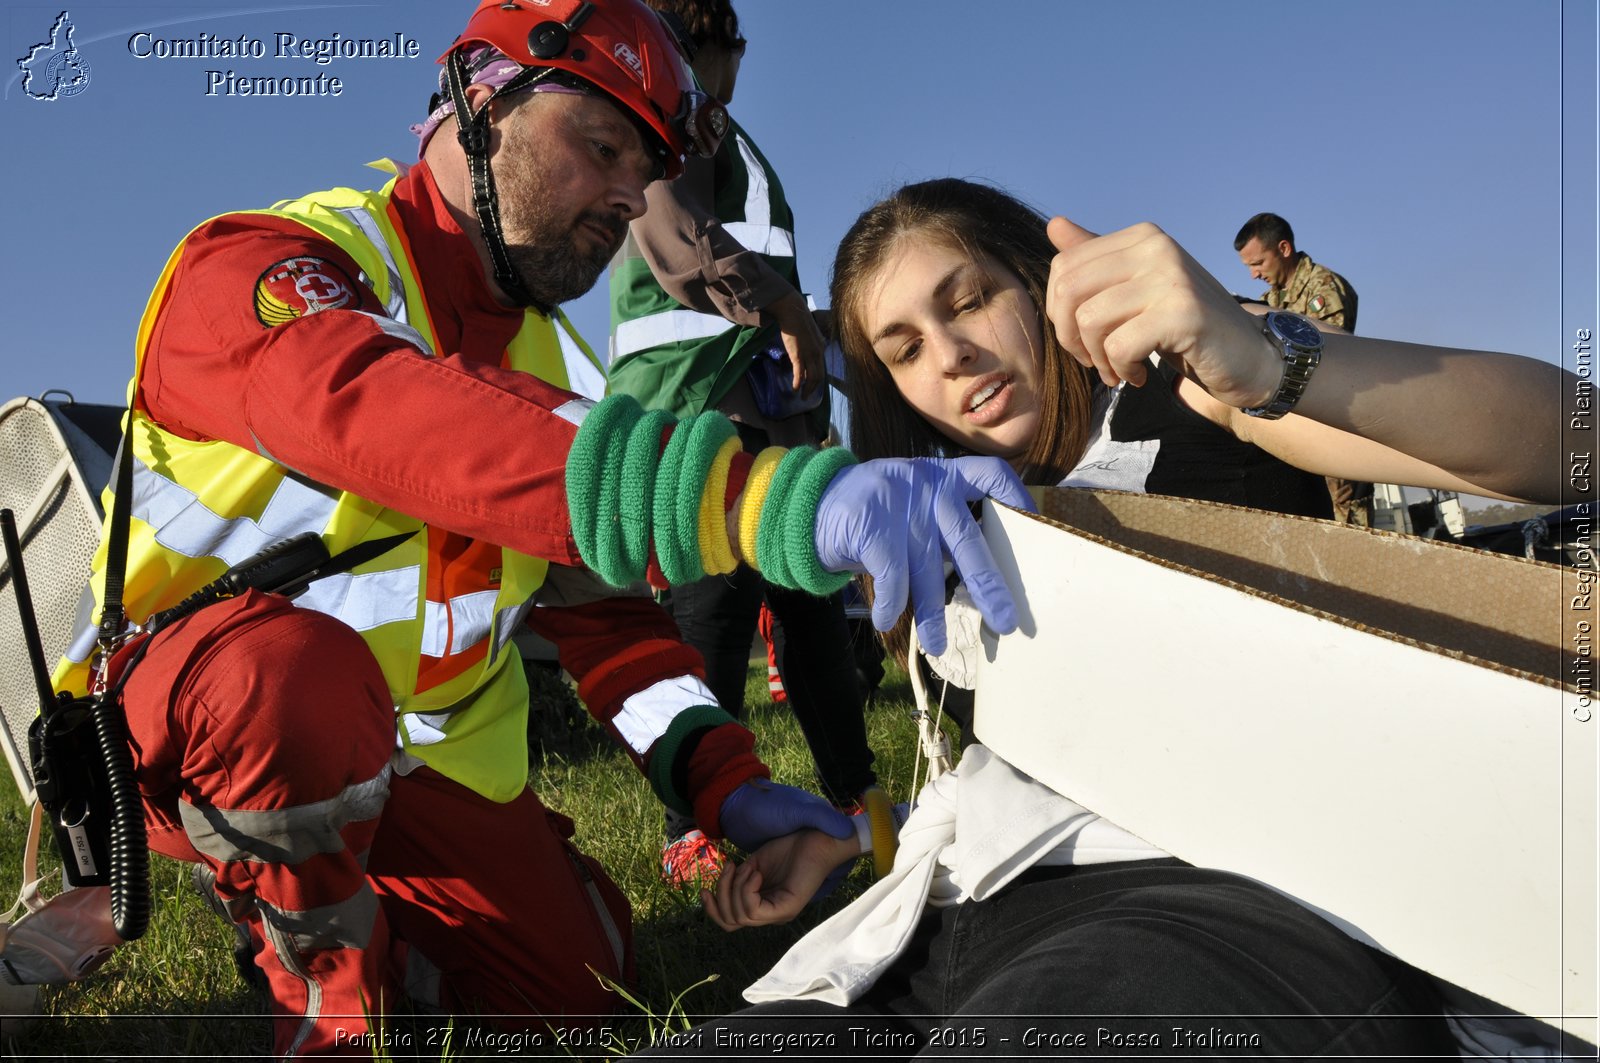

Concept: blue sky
[[3, 0, 1594, 438]]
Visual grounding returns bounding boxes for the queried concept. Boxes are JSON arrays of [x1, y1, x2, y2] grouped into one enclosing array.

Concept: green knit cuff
[[754, 446, 816, 588], [650, 413, 737, 586], [651, 417, 702, 586], [676, 412, 737, 566], [781, 446, 858, 595], [566, 394, 644, 583], [646, 704, 737, 816], [619, 409, 674, 584], [592, 408, 643, 587]]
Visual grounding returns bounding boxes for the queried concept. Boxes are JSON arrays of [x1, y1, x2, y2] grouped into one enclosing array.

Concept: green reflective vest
[[608, 117, 801, 418]]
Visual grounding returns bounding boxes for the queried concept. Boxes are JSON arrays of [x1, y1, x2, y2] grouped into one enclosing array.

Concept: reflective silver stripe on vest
[[612, 674, 719, 756], [333, 205, 408, 322], [132, 459, 339, 567], [400, 710, 454, 747], [613, 307, 738, 358], [177, 764, 390, 865], [722, 221, 794, 257], [419, 589, 499, 658], [354, 309, 434, 357], [399, 645, 536, 746], [249, 429, 281, 464], [417, 590, 530, 663], [556, 318, 606, 399], [130, 458, 420, 634], [727, 133, 794, 256], [294, 565, 423, 632], [553, 397, 593, 427], [67, 565, 417, 660], [63, 622, 96, 665], [258, 886, 381, 952], [62, 585, 101, 664], [490, 598, 534, 664]]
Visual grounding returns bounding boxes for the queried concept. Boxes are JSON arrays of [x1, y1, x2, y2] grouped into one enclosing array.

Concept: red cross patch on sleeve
[[254, 256, 359, 327]]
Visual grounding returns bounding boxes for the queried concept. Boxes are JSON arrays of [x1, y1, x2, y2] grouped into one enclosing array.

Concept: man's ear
[[1276, 239, 1295, 259], [464, 80, 495, 118]]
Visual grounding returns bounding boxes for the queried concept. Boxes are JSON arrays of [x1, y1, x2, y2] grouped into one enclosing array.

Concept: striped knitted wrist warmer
[[697, 435, 742, 576], [754, 446, 858, 596], [567, 396, 736, 588], [782, 446, 858, 594], [655, 413, 737, 585], [566, 394, 636, 583], [737, 447, 786, 565], [754, 447, 813, 588], [646, 704, 737, 816], [620, 409, 674, 583], [650, 412, 698, 586], [566, 397, 854, 595]]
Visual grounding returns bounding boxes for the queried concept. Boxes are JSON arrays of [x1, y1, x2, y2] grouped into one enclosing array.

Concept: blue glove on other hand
[[719, 779, 854, 854], [812, 456, 1035, 656]]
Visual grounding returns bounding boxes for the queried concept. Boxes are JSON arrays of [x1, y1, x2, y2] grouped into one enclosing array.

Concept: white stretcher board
[[971, 490, 1596, 1047]]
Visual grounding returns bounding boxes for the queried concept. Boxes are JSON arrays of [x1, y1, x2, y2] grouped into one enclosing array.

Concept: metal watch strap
[[1242, 312, 1322, 420]]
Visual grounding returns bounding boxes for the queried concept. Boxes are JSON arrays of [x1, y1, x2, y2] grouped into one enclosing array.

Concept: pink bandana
[[410, 43, 588, 157]]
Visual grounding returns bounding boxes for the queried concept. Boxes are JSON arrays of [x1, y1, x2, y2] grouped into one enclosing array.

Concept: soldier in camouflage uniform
[[1265, 253, 1356, 329], [1235, 212, 1369, 524]]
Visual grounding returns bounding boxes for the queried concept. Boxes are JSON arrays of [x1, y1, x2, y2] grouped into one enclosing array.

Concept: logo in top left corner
[[17, 11, 92, 102]]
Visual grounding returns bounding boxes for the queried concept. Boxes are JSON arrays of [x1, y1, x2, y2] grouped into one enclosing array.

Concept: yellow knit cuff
[[738, 447, 787, 566], [697, 435, 743, 576]]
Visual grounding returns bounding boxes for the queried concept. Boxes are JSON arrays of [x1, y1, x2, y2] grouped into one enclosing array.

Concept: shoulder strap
[[94, 412, 134, 656], [7, 803, 50, 918]]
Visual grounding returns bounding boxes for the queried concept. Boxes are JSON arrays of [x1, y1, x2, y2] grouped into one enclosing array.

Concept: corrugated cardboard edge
[[1032, 488, 1570, 691]]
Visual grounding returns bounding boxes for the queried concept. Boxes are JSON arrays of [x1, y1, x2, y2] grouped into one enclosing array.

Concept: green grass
[[1, 661, 944, 1059]]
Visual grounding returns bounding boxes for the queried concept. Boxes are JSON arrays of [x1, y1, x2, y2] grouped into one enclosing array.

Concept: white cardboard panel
[[973, 499, 1596, 1044]]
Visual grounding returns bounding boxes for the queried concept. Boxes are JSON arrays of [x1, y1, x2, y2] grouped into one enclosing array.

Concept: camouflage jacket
[[1265, 252, 1358, 331]]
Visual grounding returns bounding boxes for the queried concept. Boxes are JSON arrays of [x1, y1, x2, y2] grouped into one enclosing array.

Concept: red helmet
[[443, 0, 727, 179]]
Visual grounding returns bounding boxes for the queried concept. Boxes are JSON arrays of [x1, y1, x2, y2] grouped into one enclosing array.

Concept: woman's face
[[863, 235, 1044, 464]]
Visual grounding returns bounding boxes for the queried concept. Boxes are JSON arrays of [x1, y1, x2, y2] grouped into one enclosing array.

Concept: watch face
[[1268, 311, 1322, 350]]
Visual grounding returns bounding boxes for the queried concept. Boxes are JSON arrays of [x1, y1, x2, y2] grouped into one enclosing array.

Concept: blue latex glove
[[813, 456, 1035, 656], [719, 779, 854, 854]]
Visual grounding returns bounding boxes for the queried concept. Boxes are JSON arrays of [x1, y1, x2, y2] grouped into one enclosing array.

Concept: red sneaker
[[660, 829, 726, 887]]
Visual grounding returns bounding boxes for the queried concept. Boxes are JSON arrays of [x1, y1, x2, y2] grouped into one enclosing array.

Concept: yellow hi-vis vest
[[54, 168, 604, 802]]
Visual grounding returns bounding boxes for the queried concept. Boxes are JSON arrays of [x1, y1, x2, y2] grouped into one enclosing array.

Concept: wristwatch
[[1242, 311, 1323, 419]]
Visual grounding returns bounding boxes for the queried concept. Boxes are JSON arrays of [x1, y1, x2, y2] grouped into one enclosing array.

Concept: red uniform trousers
[[117, 591, 633, 1058]]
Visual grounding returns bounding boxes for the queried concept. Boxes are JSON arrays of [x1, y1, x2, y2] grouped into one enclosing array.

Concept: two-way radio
[[3, 504, 412, 942], [2, 509, 121, 897]]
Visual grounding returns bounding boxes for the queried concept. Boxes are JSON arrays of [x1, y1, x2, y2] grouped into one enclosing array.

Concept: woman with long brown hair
[[648, 179, 1571, 1061]]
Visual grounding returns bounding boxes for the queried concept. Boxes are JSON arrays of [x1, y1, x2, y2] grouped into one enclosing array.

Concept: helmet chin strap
[[445, 49, 553, 313]]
